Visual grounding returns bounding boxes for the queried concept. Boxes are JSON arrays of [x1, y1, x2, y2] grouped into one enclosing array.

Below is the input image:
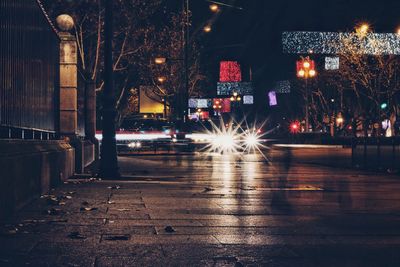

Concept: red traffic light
[[290, 121, 300, 133]]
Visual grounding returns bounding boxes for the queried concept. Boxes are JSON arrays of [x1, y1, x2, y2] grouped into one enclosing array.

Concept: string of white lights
[[282, 31, 400, 55]]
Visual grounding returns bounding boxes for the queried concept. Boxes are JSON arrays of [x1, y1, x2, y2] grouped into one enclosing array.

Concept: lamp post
[[156, 1, 241, 122], [182, 0, 190, 123], [297, 56, 316, 132], [229, 91, 241, 119]]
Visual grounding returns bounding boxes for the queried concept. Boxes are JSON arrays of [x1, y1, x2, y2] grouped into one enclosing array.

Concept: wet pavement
[[1, 150, 400, 266]]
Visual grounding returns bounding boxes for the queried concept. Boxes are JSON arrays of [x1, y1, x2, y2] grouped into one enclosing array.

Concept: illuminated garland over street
[[282, 31, 400, 55], [217, 82, 253, 96]]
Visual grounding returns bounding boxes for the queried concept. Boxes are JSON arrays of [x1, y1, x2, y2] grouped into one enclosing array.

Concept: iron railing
[[0, 0, 59, 139], [352, 137, 400, 172]]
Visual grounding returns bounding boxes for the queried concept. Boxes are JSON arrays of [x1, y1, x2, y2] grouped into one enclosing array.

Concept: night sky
[[184, 0, 400, 116]]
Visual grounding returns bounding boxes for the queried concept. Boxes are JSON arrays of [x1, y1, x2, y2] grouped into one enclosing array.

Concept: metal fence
[[352, 137, 400, 172], [0, 0, 59, 139]]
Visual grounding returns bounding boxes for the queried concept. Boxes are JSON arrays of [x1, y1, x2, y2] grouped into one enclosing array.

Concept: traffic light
[[290, 121, 300, 133]]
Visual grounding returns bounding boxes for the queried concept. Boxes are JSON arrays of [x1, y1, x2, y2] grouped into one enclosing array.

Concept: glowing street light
[[203, 25, 212, 33], [157, 76, 166, 83], [209, 4, 219, 12], [154, 57, 167, 64], [356, 23, 370, 37], [298, 69, 305, 77], [360, 24, 369, 33]]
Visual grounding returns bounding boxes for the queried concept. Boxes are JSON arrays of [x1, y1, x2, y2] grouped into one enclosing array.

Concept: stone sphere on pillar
[[56, 14, 74, 32]]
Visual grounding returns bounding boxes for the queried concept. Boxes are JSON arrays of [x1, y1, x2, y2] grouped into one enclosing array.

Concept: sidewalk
[[1, 155, 400, 266]]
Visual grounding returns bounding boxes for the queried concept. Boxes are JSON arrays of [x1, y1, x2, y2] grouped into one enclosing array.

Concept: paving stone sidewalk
[[1, 155, 400, 266]]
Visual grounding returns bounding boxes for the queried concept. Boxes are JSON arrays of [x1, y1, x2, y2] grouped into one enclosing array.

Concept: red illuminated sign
[[220, 61, 242, 82]]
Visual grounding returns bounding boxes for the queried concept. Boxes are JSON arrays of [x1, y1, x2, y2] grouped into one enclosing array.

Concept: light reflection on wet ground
[[2, 149, 400, 266]]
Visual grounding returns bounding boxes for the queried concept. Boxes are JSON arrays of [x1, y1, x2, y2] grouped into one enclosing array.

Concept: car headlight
[[128, 142, 141, 148], [245, 135, 258, 147]]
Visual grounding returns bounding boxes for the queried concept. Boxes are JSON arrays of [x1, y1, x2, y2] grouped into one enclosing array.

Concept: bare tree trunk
[[99, 0, 120, 179]]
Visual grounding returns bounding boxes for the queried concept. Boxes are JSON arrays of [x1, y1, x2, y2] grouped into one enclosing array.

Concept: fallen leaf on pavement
[[80, 207, 98, 211], [116, 208, 130, 212], [164, 226, 176, 233], [203, 187, 214, 192]]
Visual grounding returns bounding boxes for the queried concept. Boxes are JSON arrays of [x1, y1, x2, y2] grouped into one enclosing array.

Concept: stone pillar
[[59, 33, 77, 135], [56, 15, 84, 173]]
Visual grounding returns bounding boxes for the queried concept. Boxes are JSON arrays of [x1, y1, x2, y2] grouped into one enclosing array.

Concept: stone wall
[[0, 140, 74, 218]]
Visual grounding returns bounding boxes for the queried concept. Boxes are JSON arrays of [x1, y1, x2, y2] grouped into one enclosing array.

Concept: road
[[1, 149, 400, 266]]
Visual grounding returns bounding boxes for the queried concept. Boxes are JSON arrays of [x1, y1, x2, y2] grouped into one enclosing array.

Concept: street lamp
[[355, 23, 370, 37], [157, 76, 166, 83], [230, 92, 241, 102], [296, 56, 317, 132], [209, 4, 219, 12], [154, 57, 167, 64], [203, 25, 212, 33]]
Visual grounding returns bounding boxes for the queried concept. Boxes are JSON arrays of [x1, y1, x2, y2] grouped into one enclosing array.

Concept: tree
[[299, 32, 400, 135], [141, 12, 208, 119], [43, 0, 208, 125]]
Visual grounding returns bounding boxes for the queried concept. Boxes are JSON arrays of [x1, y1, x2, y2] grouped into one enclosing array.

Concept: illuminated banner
[[282, 31, 400, 55], [243, 95, 254, 105], [325, 57, 339, 70], [268, 91, 277, 106], [220, 61, 242, 82], [188, 98, 212, 108], [217, 82, 253, 96], [274, 80, 291, 94]]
